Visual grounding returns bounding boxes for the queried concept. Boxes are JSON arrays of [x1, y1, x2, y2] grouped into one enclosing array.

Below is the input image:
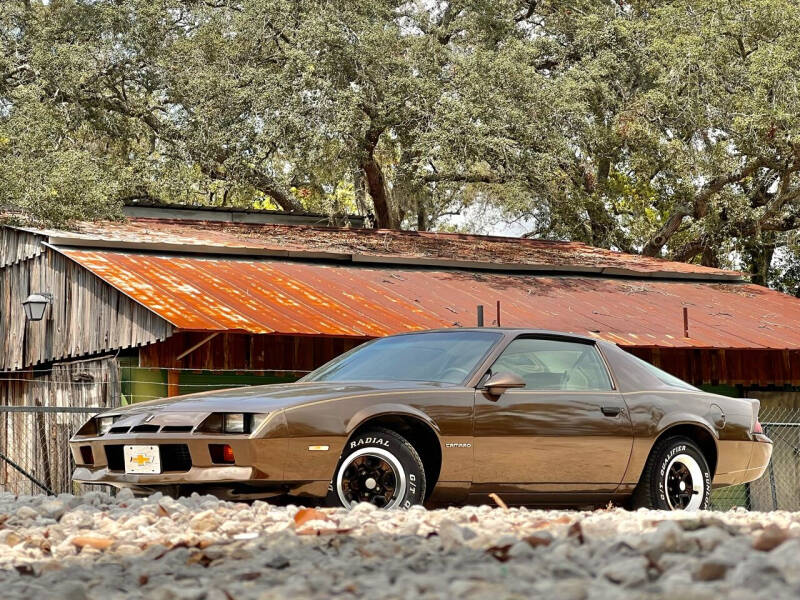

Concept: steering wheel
[[440, 367, 470, 382]]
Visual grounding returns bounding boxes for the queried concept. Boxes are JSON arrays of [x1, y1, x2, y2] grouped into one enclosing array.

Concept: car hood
[[106, 380, 456, 416]]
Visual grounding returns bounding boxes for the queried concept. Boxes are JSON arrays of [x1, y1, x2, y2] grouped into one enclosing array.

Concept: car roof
[[392, 327, 603, 344]]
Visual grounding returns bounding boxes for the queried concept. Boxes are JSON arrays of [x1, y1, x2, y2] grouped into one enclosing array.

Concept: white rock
[[15, 505, 39, 520], [189, 509, 220, 532], [39, 499, 67, 520], [600, 556, 649, 587], [116, 488, 135, 501]]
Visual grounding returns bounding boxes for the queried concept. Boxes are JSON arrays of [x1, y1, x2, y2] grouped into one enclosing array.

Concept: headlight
[[198, 413, 269, 434], [96, 416, 117, 435], [223, 413, 245, 434]]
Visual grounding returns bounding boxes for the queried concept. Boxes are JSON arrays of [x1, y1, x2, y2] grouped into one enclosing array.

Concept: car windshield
[[301, 331, 503, 384]]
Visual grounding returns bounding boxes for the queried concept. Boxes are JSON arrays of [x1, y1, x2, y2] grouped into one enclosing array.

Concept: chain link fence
[[0, 405, 106, 496]]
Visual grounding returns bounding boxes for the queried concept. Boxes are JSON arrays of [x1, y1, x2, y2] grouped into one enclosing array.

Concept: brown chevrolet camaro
[[71, 329, 773, 511]]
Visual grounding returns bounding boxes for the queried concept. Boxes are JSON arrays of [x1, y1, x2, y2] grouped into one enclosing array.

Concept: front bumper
[[69, 432, 288, 486], [72, 464, 260, 486]]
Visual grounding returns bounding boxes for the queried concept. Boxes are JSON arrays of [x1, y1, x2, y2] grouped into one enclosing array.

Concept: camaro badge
[[445, 442, 472, 448]]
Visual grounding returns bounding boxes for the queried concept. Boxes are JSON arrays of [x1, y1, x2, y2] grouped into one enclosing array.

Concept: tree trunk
[[353, 166, 367, 215], [362, 158, 394, 228], [361, 127, 396, 228], [581, 157, 612, 247], [417, 197, 427, 231], [744, 235, 776, 287], [700, 245, 719, 268]]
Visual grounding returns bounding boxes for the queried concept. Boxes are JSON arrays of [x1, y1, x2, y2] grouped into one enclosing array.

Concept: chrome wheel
[[665, 453, 704, 510], [336, 447, 407, 509]]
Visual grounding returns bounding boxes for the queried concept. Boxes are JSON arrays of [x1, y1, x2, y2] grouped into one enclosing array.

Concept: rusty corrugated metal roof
[[21, 218, 743, 280], [58, 248, 800, 350]]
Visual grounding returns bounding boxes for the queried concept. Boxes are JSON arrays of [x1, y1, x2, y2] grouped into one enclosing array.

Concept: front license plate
[[123, 445, 161, 474]]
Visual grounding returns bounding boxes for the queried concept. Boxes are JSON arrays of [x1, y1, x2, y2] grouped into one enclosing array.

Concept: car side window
[[490, 338, 613, 391]]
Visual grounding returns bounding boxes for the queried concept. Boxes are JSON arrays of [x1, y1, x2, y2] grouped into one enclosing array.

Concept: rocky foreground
[[0, 491, 799, 599]]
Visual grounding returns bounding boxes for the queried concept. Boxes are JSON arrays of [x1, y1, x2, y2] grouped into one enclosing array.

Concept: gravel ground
[[0, 491, 799, 600]]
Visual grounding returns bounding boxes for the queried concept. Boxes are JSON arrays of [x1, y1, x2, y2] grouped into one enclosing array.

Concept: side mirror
[[483, 372, 526, 397]]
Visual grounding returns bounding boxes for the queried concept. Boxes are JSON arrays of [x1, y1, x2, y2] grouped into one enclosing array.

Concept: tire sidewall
[[654, 439, 711, 510], [328, 430, 425, 509]]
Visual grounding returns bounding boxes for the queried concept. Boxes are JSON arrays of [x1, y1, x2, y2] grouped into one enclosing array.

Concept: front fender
[[281, 403, 441, 484], [344, 403, 441, 436]]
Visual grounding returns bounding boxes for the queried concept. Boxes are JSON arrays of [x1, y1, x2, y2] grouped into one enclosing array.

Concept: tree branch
[[642, 159, 766, 256], [423, 172, 506, 184], [515, 1, 538, 23]]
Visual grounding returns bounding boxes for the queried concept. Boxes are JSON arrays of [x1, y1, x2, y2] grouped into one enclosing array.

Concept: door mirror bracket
[[482, 372, 526, 397]]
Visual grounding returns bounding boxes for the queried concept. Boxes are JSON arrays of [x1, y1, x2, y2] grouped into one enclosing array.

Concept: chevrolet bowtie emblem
[[131, 454, 151, 466]]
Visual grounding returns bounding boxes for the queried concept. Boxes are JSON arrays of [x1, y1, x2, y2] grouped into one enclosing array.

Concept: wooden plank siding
[[628, 347, 800, 387], [140, 331, 366, 373], [144, 332, 800, 387], [0, 227, 47, 268], [0, 247, 173, 371], [0, 356, 121, 495]]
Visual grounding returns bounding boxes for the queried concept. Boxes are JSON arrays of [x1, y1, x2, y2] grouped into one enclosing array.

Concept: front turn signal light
[[209, 444, 235, 464]]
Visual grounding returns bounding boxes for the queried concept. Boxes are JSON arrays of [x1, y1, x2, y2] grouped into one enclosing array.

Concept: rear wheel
[[327, 428, 426, 509], [631, 436, 711, 511]]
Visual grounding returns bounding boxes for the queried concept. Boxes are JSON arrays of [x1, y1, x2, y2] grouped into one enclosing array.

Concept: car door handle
[[601, 406, 622, 417]]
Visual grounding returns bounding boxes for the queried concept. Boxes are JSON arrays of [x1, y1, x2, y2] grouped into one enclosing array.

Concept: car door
[[472, 335, 633, 497]]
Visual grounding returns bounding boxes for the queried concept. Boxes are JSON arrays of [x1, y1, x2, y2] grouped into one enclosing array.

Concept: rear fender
[[656, 413, 720, 441]]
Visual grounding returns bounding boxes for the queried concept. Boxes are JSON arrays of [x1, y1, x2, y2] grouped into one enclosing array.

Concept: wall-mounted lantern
[[22, 293, 53, 322]]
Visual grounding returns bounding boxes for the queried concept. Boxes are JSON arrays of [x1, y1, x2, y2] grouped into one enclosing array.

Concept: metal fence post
[[763, 424, 779, 510]]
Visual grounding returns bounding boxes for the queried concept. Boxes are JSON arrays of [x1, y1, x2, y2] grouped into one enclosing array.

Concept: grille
[[104, 444, 192, 472], [105, 445, 124, 471], [109, 426, 130, 434], [130, 424, 160, 433], [160, 444, 192, 472], [161, 425, 193, 433]]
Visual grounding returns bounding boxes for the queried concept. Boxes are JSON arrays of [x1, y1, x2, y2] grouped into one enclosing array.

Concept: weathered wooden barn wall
[[140, 335, 800, 388], [0, 227, 47, 268], [0, 247, 174, 371], [143, 335, 800, 387], [139, 332, 366, 372], [0, 356, 121, 495], [626, 347, 800, 387]]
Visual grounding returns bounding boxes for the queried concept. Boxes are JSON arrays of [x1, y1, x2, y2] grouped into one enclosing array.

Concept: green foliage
[[2, 0, 800, 289]]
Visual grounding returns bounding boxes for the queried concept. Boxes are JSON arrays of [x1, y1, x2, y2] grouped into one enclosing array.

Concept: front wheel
[[327, 428, 426, 509], [631, 436, 711, 511]]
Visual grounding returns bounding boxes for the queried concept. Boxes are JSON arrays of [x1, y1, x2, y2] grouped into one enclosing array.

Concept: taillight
[[753, 420, 764, 435]]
